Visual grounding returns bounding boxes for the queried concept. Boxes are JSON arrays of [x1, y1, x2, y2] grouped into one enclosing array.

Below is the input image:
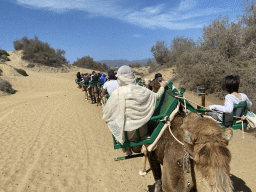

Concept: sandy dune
[[0, 52, 255, 191]]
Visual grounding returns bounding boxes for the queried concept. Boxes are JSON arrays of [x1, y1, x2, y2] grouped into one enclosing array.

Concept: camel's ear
[[222, 128, 233, 141], [184, 130, 193, 144]]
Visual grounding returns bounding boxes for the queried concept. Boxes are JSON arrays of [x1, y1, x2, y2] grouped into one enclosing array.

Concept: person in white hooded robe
[[103, 65, 167, 155]]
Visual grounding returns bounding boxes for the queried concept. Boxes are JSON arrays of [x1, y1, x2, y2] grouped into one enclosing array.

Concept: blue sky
[[0, 0, 245, 64]]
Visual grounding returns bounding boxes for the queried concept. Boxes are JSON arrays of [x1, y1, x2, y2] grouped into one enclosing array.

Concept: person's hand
[[205, 106, 210, 111], [160, 81, 167, 87]]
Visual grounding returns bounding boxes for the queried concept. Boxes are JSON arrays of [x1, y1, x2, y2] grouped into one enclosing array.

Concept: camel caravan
[[76, 66, 255, 192]]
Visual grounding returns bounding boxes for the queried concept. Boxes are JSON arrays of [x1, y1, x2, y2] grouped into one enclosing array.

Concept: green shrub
[[0, 49, 9, 56], [73, 56, 107, 71], [0, 78, 16, 94], [14, 68, 28, 76], [129, 63, 141, 68], [13, 36, 68, 67], [0, 55, 10, 61], [27, 63, 35, 68]]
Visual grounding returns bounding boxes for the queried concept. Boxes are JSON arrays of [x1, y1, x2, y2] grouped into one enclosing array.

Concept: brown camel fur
[[91, 86, 100, 105], [182, 112, 233, 192], [147, 109, 233, 192], [148, 80, 161, 93]]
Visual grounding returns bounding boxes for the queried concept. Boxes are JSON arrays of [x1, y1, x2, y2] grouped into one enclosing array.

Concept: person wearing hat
[[103, 65, 167, 156], [148, 73, 166, 92]]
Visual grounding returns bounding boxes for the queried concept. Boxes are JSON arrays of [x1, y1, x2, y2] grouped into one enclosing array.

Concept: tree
[[151, 41, 169, 64], [168, 36, 196, 65]]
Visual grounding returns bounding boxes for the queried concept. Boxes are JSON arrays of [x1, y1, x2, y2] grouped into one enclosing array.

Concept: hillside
[[96, 58, 155, 67]]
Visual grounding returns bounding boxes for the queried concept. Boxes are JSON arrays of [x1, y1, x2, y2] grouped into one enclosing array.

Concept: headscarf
[[100, 73, 107, 83], [103, 65, 162, 144]]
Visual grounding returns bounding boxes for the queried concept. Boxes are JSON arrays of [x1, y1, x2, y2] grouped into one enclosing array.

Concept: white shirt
[[210, 93, 252, 122], [103, 80, 119, 95]]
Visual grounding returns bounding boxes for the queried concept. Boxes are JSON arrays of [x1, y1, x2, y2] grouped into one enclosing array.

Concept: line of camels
[[76, 77, 249, 192]]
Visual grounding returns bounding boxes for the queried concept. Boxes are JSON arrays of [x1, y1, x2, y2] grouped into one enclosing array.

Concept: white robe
[[103, 84, 164, 144]]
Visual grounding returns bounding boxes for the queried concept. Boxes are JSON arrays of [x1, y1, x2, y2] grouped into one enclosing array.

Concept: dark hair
[[77, 72, 81, 79], [222, 75, 240, 94], [108, 70, 114, 76], [155, 73, 162, 79], [109, 75, 115, 80]]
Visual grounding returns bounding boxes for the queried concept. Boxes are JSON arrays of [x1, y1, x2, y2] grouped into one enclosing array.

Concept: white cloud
[[178, 0, 197, 12], [133, 34, 141, 38], [15, 0, 227, 30]]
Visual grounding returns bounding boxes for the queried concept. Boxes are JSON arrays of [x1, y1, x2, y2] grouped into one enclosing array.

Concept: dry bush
[[73, 56, 107, 71], [134, 71, 143, 76], [0, 78, 16, 94], [149, 1, 256, 113], [0, 55, 10, 62], [14, 68, 29, 76], [26, 63, 35, 68], [13, 36, 68, 67], [0, 49, 9, 57], [129, 63, 141, 68], [148, 62, 166, 73], [0, 49, 10, 62]]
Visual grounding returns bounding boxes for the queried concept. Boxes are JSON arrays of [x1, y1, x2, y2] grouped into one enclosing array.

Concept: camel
[[146, 108, 233, 192], [148, 80, 161, 93], [82, 85, 90, 100], [90, 86, 100, 105]]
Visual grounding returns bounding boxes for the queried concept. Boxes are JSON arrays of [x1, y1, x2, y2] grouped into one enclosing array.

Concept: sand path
[[0, 60, 256, 191]]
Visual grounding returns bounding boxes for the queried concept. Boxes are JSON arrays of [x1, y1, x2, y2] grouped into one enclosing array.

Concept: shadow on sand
[[231, 174, 252, 192], [147, 174, 251, 192]]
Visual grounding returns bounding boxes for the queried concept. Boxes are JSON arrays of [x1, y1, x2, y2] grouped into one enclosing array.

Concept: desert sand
[[0, 51, 255, 192]]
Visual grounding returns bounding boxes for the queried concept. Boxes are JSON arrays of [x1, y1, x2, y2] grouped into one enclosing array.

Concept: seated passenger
[[103, 65, 167, 155], [148, 73, 166, 92], [99, 73, 106, 84], [83, 73, 90, 82], [207, 75, 252, 125], [101, 71, 118, 96], [76, 72, 81, 82], [91, 71, 99, 82]]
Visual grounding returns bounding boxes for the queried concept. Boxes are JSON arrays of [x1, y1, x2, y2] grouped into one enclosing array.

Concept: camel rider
[[83, 73, 90, 82], [103, 65, 167, 156], [148, 73, 166, 92], [101, 71, 118, 96]]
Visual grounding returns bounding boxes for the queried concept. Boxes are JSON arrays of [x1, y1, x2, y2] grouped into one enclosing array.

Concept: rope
[[168, 119, 194, 188], [183, 146, 194, 187], [174, 95, 222, 114], [168, 124, 184, 146]]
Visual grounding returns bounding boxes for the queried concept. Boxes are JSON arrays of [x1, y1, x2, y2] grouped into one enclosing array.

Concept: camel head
[[181, 112, 234, 192]]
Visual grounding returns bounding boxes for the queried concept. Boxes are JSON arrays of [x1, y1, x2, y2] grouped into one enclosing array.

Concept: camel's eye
[[176, 160, 182, 167]]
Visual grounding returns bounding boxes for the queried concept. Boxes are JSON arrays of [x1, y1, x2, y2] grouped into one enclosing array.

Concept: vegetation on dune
[[72, 56, 108, 72], [13, 36, 68, 67], [150, 0, 256, 112], [129, 63, 141, 68], [0, 49, 10, 62], [14, 68, 29, 76], [26, 63, 35, 68], [0, 78, 16, 94]]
